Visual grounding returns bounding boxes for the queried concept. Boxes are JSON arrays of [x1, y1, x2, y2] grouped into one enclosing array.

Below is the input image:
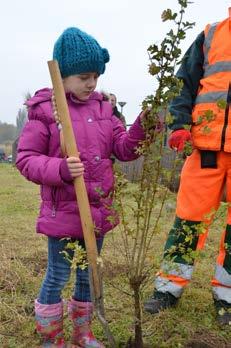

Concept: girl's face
[[63, 72, 99, 100]]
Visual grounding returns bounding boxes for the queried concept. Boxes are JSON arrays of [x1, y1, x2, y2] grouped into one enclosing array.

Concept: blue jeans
[[38, 236, 104, 304]]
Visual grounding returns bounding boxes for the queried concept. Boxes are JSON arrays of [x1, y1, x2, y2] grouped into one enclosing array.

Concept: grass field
[[0, 164, 231, 347]]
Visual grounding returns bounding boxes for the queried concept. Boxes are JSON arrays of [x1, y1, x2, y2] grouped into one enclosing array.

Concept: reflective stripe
[[195, 91, 227, 104], [155, 276, 184, 298], [204, 22, 218, 70], [214, 264, 231, 287], [161, 261, 194, 280], [203, 61, 231, 77], [212, 286, 231, 303]]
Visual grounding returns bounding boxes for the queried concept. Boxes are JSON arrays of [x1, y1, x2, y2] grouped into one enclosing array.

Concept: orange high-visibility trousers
[[155, 149, 231, 303]]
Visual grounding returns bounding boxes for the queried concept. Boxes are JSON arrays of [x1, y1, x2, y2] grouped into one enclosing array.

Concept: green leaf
[[217, 99, 226, 109]]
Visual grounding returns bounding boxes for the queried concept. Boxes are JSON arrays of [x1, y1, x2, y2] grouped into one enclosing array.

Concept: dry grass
[[0, 164, 231, 347]]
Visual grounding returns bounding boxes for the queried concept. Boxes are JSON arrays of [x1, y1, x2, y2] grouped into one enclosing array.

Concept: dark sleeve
[[168, 31, 205, 130]]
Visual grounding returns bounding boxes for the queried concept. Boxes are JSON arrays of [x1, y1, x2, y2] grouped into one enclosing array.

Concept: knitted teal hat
[[53, 27, 110, 78]]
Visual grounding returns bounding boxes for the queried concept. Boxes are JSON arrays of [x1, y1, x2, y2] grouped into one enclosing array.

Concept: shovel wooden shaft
[[48, 60, 101, 299]]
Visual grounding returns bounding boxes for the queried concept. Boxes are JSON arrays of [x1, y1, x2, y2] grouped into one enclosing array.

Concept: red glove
[[168, 129, 192, 152]]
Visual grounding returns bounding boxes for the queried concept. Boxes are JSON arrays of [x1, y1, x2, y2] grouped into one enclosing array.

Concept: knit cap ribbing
[[53, 27, 110, 77]]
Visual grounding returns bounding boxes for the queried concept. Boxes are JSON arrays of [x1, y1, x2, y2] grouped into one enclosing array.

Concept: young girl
[[16, 27, 147, 348]]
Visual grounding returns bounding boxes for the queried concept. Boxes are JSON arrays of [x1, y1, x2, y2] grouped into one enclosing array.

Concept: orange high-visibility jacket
[[191, 12, 231, 152]]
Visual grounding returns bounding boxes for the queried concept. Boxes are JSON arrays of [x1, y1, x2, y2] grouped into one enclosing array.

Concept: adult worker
[[144, 9, 231, 325]]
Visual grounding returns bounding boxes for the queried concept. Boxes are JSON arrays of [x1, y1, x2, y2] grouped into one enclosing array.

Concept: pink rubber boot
[[68, 299, 105, 348], [35, 299, 66, 348]]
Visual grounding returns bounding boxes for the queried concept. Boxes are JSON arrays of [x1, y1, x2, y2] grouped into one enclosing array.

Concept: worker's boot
[[214, 298, 231, 326], [144, 290, 178, 314]]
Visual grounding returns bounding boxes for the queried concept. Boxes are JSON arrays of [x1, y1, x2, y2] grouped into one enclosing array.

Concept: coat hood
[[25, 88, 52, 107]]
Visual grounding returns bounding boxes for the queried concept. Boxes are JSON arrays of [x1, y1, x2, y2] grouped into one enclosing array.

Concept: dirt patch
[[184, 329, 231, 348], [123, 337, 153, 348], [19, 254, 47, 275]]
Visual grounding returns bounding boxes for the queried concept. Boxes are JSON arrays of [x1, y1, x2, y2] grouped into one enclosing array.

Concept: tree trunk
[[133, 284, 143, 348]]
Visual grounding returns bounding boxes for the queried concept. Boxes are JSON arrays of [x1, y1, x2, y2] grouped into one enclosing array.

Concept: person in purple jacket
[[16, 27, 148, 348]]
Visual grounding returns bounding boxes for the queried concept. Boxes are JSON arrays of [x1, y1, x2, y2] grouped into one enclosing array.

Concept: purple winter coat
[[16, 88, 145, 239]]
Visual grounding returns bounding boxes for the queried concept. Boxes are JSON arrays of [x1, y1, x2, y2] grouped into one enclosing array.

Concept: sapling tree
[[107, 1, 195, 347]]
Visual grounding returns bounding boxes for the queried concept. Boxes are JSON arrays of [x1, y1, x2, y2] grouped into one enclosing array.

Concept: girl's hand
[[139, 108, 151, 120], [66, 157, 84, 178]]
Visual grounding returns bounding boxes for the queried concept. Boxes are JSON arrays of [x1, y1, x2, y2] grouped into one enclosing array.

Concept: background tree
[[16, 108, 28, 136], [16, 92, 31, 135], [0, 121, 17, 144], [12, 92, 31, 163]]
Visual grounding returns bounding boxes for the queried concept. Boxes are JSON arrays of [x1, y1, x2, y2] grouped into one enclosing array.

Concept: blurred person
[[109, 93, 126, 128]]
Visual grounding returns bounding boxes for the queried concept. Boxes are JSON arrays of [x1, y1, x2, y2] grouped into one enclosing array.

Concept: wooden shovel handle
[[48, 60, 101, 299]]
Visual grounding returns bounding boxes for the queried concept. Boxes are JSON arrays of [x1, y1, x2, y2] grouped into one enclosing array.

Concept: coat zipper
[[51, 205, 56, 217], [51, 187, 57, 217], [221, 83, 231, 150]]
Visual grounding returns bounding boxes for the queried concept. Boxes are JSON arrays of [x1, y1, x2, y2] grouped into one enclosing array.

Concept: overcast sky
[[1, 0, 230, 125]]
